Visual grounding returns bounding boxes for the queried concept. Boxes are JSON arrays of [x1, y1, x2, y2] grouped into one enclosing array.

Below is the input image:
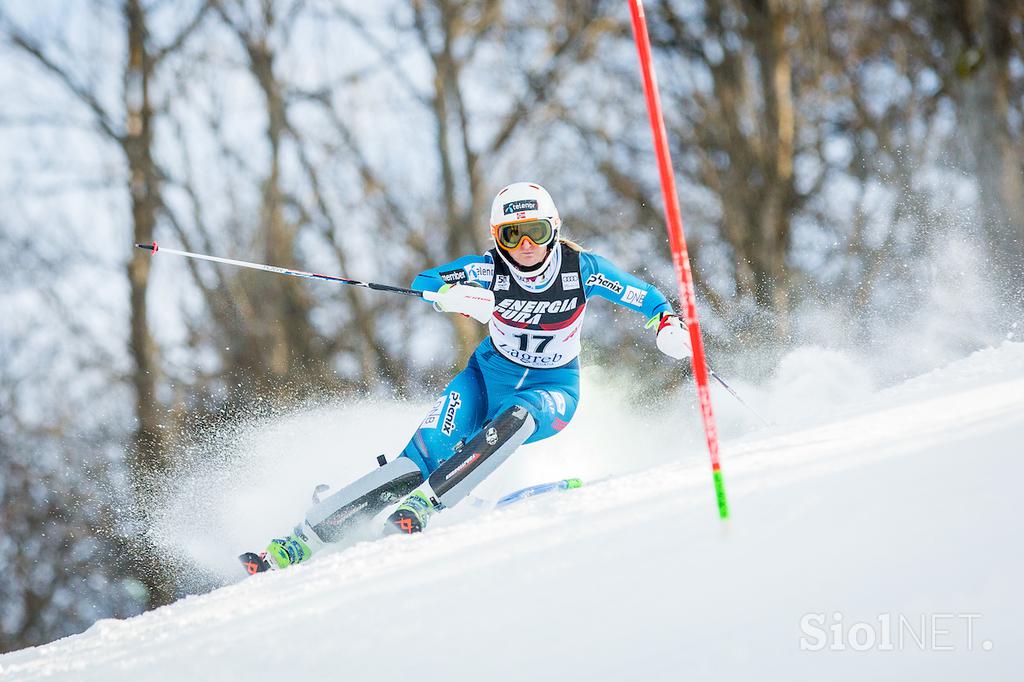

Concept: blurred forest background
[[1, 0, 1021, 652]]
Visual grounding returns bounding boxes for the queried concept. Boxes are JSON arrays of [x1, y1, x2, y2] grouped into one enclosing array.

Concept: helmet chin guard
[[489, 182, 562, 282]]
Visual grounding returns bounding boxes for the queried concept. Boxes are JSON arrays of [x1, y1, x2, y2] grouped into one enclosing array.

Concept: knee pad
[[495, 389, 576, 443], [425, 405, 537, 509]]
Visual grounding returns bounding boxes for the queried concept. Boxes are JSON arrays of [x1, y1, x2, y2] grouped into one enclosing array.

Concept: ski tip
[[134, 241, 158, 252]]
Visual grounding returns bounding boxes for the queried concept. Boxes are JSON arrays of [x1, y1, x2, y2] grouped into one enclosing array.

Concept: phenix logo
[[495, 297, 578, 324], [502, 199, 538, 215], [585, 273, 624, 295], [441, 392, 462, 436]]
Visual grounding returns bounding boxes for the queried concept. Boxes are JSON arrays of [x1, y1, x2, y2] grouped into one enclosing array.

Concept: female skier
[[242, 182, 691, 573]]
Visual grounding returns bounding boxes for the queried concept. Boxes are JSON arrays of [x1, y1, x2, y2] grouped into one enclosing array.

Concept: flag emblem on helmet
[[503, 199, 538, 215]]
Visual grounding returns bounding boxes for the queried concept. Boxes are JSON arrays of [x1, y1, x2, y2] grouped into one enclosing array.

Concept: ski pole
[[708, 369, 774, 427], [135, 241, 440, 301]]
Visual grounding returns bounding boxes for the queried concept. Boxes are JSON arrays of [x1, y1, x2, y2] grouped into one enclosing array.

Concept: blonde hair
[[559, 237, 585, 253]]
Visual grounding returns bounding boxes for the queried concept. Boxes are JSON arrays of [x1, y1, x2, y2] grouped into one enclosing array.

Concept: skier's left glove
[[425, 283, 495, 324], [647, 312, 692, 360]]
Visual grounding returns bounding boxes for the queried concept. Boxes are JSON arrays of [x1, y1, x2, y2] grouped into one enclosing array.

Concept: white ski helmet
[[489, 182, 562, 278]]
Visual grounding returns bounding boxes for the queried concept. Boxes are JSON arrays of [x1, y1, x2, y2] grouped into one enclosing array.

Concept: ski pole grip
[[134, 242, 159, 252]]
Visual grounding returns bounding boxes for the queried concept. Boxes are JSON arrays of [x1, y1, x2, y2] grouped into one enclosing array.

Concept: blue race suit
[[397, 241, 672, 477]]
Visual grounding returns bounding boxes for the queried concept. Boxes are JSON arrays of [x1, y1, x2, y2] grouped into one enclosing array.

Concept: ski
[[240, 477, 585, 577], [494, 477, 582, 507]]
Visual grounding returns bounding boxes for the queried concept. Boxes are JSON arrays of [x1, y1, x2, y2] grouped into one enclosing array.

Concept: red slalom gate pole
[[627, 0, 729, 519]]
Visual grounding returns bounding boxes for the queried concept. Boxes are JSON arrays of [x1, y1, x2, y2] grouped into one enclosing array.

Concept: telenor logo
[[503, 199, 538, 215]]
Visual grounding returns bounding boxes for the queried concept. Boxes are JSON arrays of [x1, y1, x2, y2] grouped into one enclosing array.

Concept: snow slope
[[2, 343, 1022, 681]]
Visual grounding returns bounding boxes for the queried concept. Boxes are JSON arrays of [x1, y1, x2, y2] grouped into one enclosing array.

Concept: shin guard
[[306, 457, 423, 542]]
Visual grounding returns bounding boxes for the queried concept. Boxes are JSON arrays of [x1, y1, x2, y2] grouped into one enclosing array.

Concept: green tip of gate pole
[[713, 469, 729, 519]]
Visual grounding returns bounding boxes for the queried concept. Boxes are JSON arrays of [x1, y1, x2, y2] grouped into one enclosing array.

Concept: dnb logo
[[502, 199, 538, 215], [622, 285, 647, 306], [420, 394, 446, 430]]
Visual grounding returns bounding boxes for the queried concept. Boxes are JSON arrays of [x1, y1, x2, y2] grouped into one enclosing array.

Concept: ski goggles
[[493, 219, 555, 250]]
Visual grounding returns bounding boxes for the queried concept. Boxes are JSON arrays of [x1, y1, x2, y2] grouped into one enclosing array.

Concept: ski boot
[[239, 521, 324, 575], [386, 490, 437, 534], [239, 551, 272, 575]]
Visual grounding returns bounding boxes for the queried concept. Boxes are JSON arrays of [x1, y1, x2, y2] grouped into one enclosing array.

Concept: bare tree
[[2, 0, 212, 608], [944, 0, 1024, 292], [0, 231, 143, 652]]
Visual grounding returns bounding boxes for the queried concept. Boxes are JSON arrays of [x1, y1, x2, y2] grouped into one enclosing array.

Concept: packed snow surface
[[2, 343, 1022, 680]]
